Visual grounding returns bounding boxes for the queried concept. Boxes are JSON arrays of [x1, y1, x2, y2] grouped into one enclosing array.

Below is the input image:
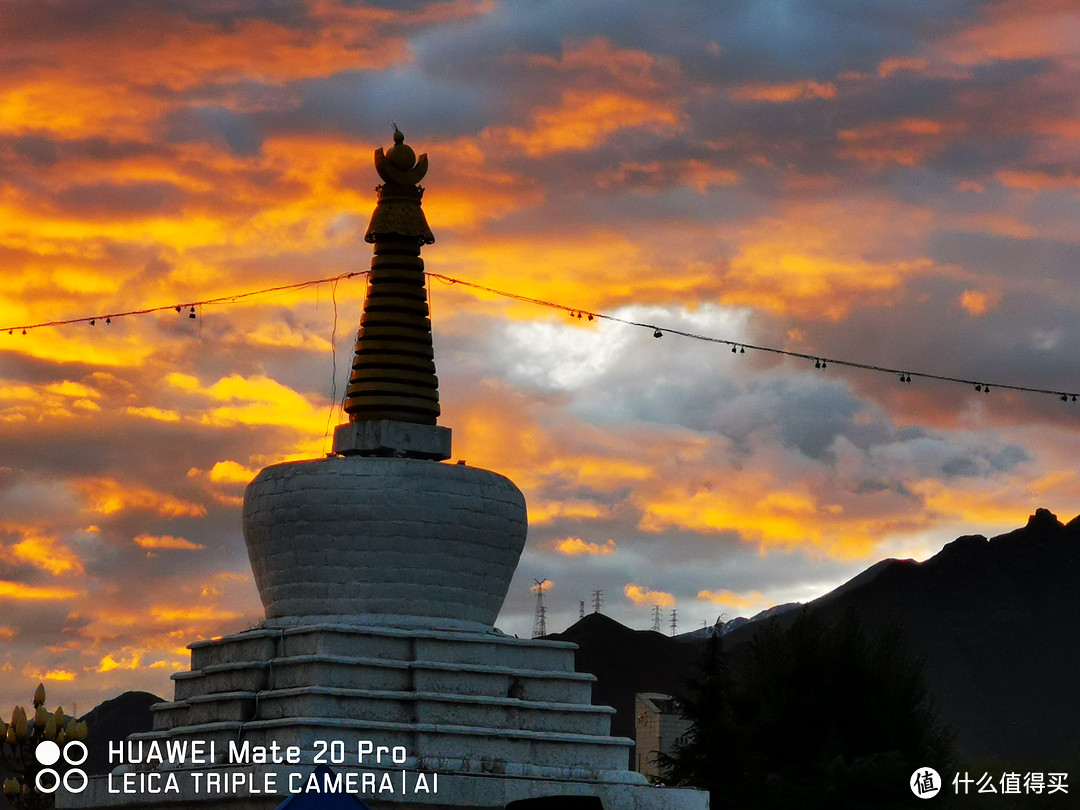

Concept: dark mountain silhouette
[[80, 690, 162, 775], [721, 508, 1080, 760]]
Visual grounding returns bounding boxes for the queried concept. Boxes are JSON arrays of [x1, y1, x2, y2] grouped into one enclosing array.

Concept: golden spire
[[343, 129, 440, 427]]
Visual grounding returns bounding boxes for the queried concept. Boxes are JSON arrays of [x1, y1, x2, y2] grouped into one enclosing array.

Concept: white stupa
[[65, 131, 707, 810]]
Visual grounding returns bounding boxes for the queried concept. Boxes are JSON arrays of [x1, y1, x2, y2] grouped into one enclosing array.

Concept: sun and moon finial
[[374, 124, 428, 186]]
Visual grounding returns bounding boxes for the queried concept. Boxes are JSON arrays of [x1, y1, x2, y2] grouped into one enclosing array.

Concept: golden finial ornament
[[364, 127, 434, 245]]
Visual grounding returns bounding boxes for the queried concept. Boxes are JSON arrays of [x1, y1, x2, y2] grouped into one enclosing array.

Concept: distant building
[[634, 693, 691, 781]]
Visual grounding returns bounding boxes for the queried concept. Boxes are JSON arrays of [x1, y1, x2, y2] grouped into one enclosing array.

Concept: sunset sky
[[2, 0, 1080, 712]]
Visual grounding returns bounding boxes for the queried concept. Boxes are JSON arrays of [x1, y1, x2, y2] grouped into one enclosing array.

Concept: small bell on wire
[[653, 328, 663, 339], [740, 346, 745, 354], [731, 345, 736, 353], [90, 319, 95, 326], [105, 317, 111, 325], [175, 306, 182, 313], [975, 384, 982, 392], [189, 306, 197, 319]]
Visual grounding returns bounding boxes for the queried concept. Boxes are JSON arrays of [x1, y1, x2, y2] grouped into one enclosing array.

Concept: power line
[[4, 269, 1080, 403]]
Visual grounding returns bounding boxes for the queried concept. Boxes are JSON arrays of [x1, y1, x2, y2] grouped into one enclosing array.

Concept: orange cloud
[[96, 653, 142, 673], [0, 581, 82, 601], [959, 289, 1002, 317], [877, 57, 929, 77], [150, 606, 243, 624], [526, 37, 679, 90], [732, 80, 836, 103], [133, 534, 205, 551], [503, 90, 682, 156], [191, 374, 326, 433], [633, 460, 930, 561], [907, 475, 1078, 529], [124, 406, 182, 422], [838, 118, 965, 168], [73, 478, 206, 518], [995, 170, 1080, 192], [596, 159, 739, 194], [0, 526, 84, 576], [726, 245, 927, 321], [697, 589, 767, 610], [549, 537, 617, 556], [206, 461, 260, 486], [624, 583, 675, 608], [944, 2, 1080, 65], [721, 199, 936, 319], [22, 666, 76, 682]]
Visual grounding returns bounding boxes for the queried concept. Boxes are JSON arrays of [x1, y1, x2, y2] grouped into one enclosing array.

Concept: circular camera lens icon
[[64, 741, 88, 766], [911, 767, 941, 798], [35, 741, 61, 767], [33, 739, 89, 794]]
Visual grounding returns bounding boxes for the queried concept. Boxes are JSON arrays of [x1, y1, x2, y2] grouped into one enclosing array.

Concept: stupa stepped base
[[61, 623, 707, 809], [146, 624, 631, 778]]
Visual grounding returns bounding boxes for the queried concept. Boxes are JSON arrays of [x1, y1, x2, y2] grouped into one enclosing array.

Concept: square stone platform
[[60, 624, 707, 810]]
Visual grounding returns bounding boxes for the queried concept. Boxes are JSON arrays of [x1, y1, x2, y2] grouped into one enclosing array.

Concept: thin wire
[[2, 268, 1078, 402], [0, 271, 367, 332], [324, 277, 340, 445], [426, 273, 1080, 400]]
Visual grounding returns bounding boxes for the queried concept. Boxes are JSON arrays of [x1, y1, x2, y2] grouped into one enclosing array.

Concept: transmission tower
[[579, 600, 585, 619], [591, 589, 604, 613], [670, 608, 678, 636], [651, 604, 662, 632], [532, 578, 549, 638]]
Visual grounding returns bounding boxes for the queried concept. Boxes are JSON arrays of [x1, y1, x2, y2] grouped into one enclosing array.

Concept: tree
[[660, 610, 954, 809], [1, 684, 88, 810], [656, 633, 736, 795]]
